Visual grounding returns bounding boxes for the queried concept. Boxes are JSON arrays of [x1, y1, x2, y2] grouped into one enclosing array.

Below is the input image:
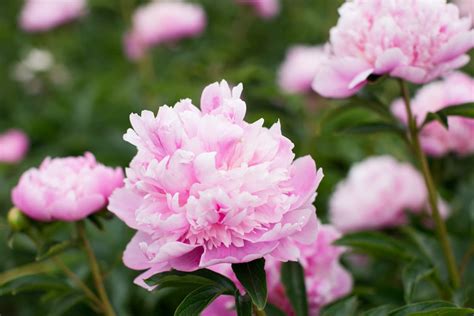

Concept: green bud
[[7, 207, 30, 231]]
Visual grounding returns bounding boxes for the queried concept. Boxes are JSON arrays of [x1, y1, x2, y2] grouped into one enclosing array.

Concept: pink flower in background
[[392, 73, 474, 157], [19, 0, 86, 32], [236, 0, 280, 19], [203, 224, 353, 316], [0, 129, 29, 164], [12, 152, 123, 221], [329, 156, 449, 233], [109, 80, 323, 289], [312, 0, 473, 98], [124, 1, 206, 60], [455, 0, 474, 25], [278, 45, 328, 94]]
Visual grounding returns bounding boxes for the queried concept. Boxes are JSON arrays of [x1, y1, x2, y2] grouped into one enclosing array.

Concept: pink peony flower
[[12, 152, 124, 221], [124, 1, 206, 61], [19, 0, 86, 33], [109, 80, 323, 289], [0, 129, 29, 164], [455, 0, 474, 25], [278, 45, 328, 94], [236, 0, 280, 19], [329, 156, 449, 233], [203, 224, 353, 316], [392, 72, 474, 157], [312, 0, 473, 98]]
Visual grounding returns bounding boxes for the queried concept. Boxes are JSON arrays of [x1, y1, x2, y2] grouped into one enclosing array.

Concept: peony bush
[[1, 0, 473, 315]]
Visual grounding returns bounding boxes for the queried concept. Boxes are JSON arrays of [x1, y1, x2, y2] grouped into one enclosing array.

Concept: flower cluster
[[19, 0, 86, 32], [109, 80, 323, 288], [203, 223, 353, 316], [12, 153, 123, 221], [312, 0, 473, 98], [0, 129, 29, 164], [124, 1, 206, 60], [329, 156, 449, 233], [392, 73, 474, 157], [278, 45, 327, 94]]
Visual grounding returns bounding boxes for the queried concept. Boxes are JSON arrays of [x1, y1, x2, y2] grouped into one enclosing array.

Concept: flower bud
[[7, 207, 30, 231]]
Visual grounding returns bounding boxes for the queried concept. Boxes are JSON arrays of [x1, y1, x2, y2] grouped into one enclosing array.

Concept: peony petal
[[123, 232, 153, 270], [108, 187, 142, 229], [200, 241, 278, 267], [374, 48, 408, 74], [288, 156, 323, 208], [433, 30, 474, 63]]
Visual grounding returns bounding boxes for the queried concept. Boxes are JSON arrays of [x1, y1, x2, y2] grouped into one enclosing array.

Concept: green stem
[[77, 221, 116, 316], [253, 304, 266, 316], [52, 256, 103, 312], [399, 80, 460, 289]]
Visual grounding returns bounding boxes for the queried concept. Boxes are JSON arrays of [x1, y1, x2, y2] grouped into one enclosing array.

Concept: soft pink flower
[[329, 156, 449, 233], [19, 0, 86, 32], [236, 0, 280, 19], [455, 0, 474, 25], [392, 73, 474, 157], [203, 224, 353, 316], [0, 129, 29, 164], [312, 0, 473, 98], [109, 80, 323, 289], [278, 45, 328, 94], [12, 152, 124, 221], [124, 1, 206, 60]]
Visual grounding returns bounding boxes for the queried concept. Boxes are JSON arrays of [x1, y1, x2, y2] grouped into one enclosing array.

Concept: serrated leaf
[[232, 259, 267, 310], [235, 293, 252, 316], [174, 284, 225, 316], [321, 296, 358, 316], [411, 307, 474, 316], [334, 231, 413, 260], [145, 268, 236, 293], [281, 261, 308, 316], [388, 301, 455, 316], [402, 260, 435, 303]]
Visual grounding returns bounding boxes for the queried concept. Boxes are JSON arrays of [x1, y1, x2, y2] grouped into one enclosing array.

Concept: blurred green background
[[1, 0, 473, 315]]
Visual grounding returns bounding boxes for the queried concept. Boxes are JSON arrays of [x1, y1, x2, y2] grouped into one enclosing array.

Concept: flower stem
[[77, 221, 116, 316], [399, 80, 460, 289], [52, 256, 103, 312]]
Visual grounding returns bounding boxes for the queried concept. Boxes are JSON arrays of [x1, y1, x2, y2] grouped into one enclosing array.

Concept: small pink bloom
[[236, 0, 280, 19], [329, 156, 449, 233], [278, 45, 328, 94], [109, 80, 323, 289], [0, 129, 29, 164], [203, 224, 353, 316], [124, 1, 206, 60], [12, 152, 124, 222], [312, 0, 473, 98], [19, 0, 86, 33], [392, 72, 474, 157]]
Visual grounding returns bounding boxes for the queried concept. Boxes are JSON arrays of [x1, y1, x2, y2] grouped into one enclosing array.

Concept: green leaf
[[0, 275, 69, 296], [340, 122, 405, 136], [232, 259, 267, 310], [174, 284, 224, 316], [36, 240, 77, 261], [281, 261, 308, 316], [235, 293, 252, 316], [334, 231, 413, 260], [402, 260, 435, 303], [422, 103, 474, 128], [48, 293, 86, 316], [388, 301, 456, 316], [264, 304, 287, 316], [361, 304, 395, 316], [410, 307, 474, 316], [321, 296, 358, 316], [145, 268, 236, 293]]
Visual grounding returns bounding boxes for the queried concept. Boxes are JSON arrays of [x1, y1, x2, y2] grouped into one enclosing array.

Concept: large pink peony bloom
[[0, 129, 29, 164], [12, 152, 124, 221], [124, 1, 206, 61], [392, 73, 474, 157], [19, 0, 86, 33], [109, 80, 323, 289], [236, 0, 280, 19], [312, 0, 473, 98], [203, 224, 353, 316], [278, 45, 328, 94], [329, 156, 449, 233]]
